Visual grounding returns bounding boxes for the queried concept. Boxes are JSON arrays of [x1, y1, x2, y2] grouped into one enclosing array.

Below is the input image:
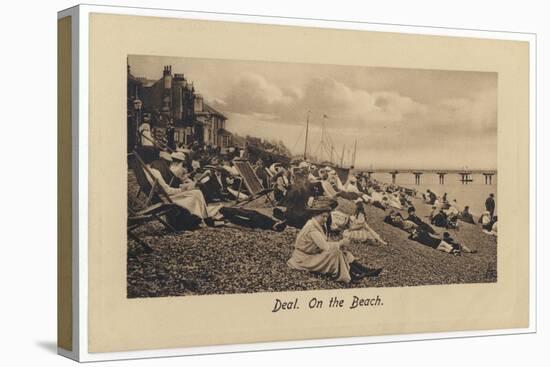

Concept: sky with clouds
[[129, 55, 497, 170]]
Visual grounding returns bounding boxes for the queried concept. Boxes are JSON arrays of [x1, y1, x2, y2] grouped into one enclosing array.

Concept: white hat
[[298, 161, 309, 169], [159, 151, 172, 162], [171, 151, 186, 161], [269, 163, 282, 175]]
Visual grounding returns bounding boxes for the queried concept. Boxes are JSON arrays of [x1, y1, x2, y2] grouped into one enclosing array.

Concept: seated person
[[408, 228, 455, 253], [146, 161, 214, 224], [253, 159, 269, 189], [426, 189, 437, 205], [169, 152, 196, 191], [195, 166, 231, 203], [385, 193, 402, 210], [431, 209, 449, 228], [486, 220, 498, 236], [150, 151, 181, 188], [274, 173, 327, 229], [221, 158, 239, 177], [319, 169, 360, 201], [287, 197, 382, 283], [273, 168, 291, 202], [478, 211, 494, 230], [406, 207, 435, 234], [328, 209, 350, 236], [343, 201, 387, 245], [343, 175, 361, 194], [383, 210, 418, 233], [482, 215, 498, 235], [442, 232, 477, 254], [444, 201, 460, 218], [398, 192, 412, 207], [458, 206, 476, 224]]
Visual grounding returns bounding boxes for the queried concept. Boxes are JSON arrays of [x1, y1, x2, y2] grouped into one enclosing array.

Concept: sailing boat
[[303, 112, 357, 168], [302, 112, 356, 182]]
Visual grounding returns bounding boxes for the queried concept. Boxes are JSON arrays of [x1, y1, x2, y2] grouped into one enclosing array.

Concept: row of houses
[[127, 64, 232, 151]]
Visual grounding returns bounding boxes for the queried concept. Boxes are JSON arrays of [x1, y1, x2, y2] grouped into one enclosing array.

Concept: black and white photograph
[[126, 55, 498, 298]]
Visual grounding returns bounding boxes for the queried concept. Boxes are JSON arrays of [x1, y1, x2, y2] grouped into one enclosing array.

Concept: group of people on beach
[[132, 129, 496, 285]]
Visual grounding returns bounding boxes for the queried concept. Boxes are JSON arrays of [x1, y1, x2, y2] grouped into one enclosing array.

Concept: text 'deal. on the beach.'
[[272, 295, 384, 312]]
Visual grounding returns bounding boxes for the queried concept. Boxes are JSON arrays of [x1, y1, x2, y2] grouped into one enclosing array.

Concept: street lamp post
[[133, 98, 142, 149]]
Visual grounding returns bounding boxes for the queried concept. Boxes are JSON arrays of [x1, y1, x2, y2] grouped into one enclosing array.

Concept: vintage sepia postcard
[[58, 4, 535, 362]]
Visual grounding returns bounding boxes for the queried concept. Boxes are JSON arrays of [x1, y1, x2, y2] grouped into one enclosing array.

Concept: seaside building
[[127, 64, 232, 150], [194, 94, 232, 149]]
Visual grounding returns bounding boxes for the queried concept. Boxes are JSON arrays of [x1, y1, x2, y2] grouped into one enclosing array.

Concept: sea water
[[370, 172, 497, 216]]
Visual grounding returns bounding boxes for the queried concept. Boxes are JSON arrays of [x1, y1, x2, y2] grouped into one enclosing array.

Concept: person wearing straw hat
[[169, 151, 188, 178], [170, 151, 197, 191], [287, 197, 382, 283], [150, 151, 181, 188]]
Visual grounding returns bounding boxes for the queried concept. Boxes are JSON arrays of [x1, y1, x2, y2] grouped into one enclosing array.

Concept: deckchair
[[130, 151, 187, 205], [127, 203, 178, 252], [232, 159, 275, 207], [127, 152, 182, 249], [130, 151, 205, 230]]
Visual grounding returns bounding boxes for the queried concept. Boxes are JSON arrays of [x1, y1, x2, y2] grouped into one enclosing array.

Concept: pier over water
[[360, 169, 497, 185]]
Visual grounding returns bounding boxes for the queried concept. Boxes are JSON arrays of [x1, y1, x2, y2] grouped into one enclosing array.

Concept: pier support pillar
[[390, 171, 398, 184], [412, 172, 423, 185], [459, 172, 472, 184], [483, 173, 494, 185], [437, 172, 447, 185]]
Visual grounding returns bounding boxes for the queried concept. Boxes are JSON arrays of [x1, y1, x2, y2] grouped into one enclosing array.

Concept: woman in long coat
[[287, 197, 382, 282]]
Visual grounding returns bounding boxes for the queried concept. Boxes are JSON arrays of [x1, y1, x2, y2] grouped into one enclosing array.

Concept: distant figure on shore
[[431, 203, 459, 229], [431, 209, 449, 228], [287, 197, 382, 283], [458, 206, 476, 224], [478, 211, 491, 225], [480, 213, 498, 235], [483, 219, 498, 236], [485, 193, 496, 220], [425, 189, 437, 205]]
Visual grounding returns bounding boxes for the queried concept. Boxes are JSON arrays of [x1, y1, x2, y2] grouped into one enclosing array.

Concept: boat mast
[[304, 111, 310, 160], [352, 139, 357, 167]]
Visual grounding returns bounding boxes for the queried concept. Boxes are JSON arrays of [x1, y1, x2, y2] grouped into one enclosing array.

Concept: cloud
[[211, 71, 496, 169], [216, 73, 428, 130], [219, 73, 295, 114]]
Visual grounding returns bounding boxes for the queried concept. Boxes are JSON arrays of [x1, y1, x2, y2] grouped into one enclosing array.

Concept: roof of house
[[200, 102, 227, 120], [217, 128, 232, 136]]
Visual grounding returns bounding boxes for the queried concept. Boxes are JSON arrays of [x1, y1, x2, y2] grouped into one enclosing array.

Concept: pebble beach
[[127, 172, 497, 298]]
